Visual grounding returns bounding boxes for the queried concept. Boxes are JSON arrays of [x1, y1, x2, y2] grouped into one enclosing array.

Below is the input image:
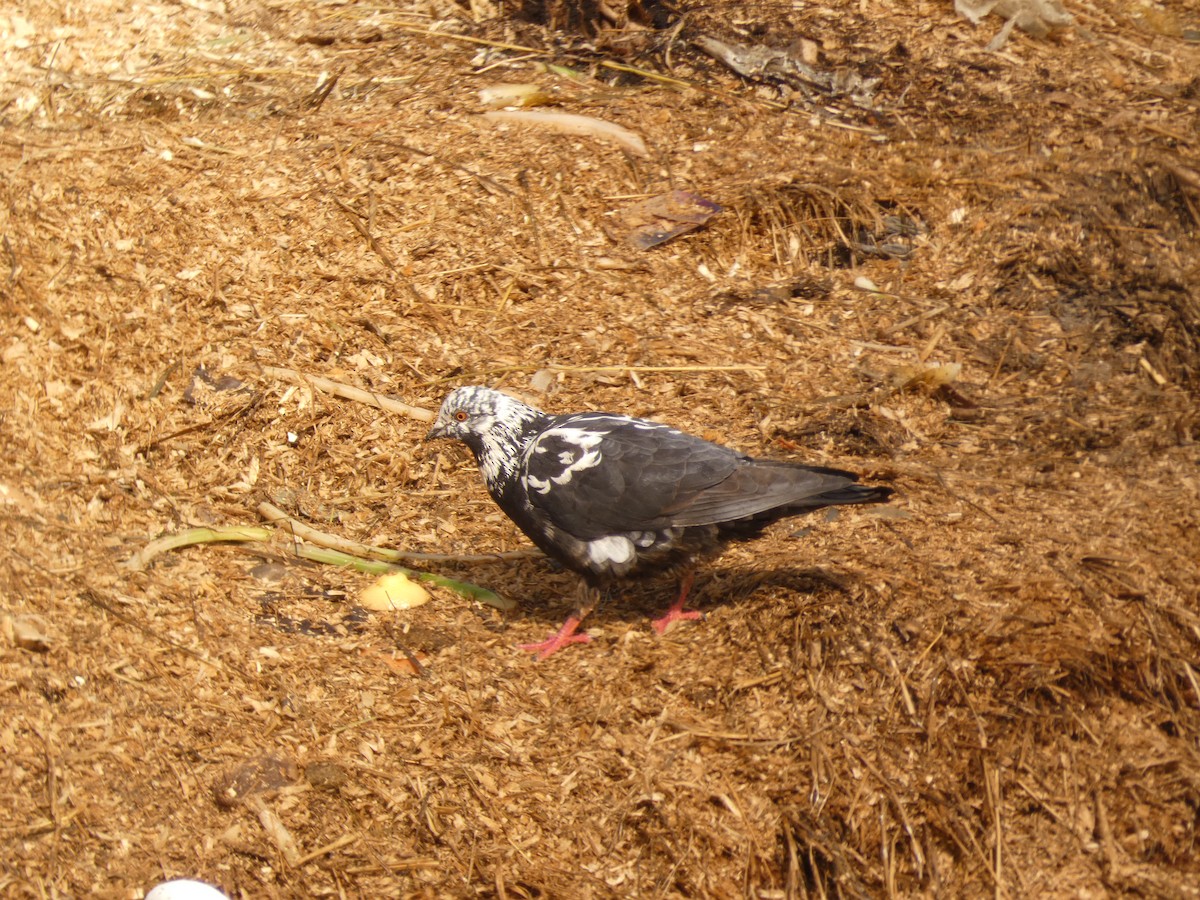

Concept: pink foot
[[651, 572, 702, 635], [651, 605, 703, 635], [518, 615, 592, 661]]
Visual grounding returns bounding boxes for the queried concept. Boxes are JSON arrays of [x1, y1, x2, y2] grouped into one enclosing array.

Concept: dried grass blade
[[128, 526, 272, 570], [296, 544, 513, 610], [258, 501, 534, 565], [260, 501, 511, 608]]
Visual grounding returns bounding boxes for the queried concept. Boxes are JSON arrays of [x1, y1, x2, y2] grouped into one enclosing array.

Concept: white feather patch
[[549, 448, 601, 485], [632, 531, 658, 548], [586, 535, 635, 566], [540, 425, 608, 449]]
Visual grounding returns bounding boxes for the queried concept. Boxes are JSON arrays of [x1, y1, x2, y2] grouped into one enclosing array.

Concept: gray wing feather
[[523, 414, 737, 539], [523, 414, 866, 537], [657, 460, 871, 525]]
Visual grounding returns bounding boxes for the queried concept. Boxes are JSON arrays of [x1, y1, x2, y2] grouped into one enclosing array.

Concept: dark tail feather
[[718, 483, 892, 540], [798, 484, 893, 508]]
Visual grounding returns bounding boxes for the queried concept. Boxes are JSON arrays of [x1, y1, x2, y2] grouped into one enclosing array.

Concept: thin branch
[[419, 362, 766, 388], [261, 366, 434, 422]]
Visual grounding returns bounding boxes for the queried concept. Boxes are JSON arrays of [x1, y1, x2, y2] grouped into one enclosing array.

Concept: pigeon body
[[427, 386, 891, 658]]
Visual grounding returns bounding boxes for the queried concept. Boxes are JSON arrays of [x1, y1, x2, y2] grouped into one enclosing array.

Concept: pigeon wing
[[523, 415, 870, 537], [656, 459, 870, 525], [521, 414, 739, 539]]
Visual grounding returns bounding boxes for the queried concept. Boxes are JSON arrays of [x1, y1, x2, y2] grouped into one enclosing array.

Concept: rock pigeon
[[426, 386, 892, 659]]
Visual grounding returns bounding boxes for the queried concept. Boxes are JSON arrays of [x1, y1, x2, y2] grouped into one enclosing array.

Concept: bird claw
[[651, 607, 704, 635], [518, 631, 592, 661], [518, 614, 592, 661]]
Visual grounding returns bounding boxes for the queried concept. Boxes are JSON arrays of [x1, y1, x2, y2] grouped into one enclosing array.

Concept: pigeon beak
[[424, 421, 445, 441]]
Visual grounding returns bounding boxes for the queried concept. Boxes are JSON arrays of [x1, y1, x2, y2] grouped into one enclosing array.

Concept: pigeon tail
[[788, 483, 894, 510], [661, 462, 890, 527]]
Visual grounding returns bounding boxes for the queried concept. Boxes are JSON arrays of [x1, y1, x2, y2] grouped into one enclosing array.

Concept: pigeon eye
[[454, 410, 469, 422]]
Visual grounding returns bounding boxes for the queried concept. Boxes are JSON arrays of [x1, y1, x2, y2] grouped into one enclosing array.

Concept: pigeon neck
[[471, 401, 546, 491]]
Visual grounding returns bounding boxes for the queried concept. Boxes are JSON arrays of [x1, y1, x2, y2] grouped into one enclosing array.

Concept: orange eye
[[454, 410, 469, 422]]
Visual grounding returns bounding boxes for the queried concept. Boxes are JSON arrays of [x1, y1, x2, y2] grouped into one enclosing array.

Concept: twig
[[379, 25, 800, 117], [140, 393, 263, 452], [598, 59, 793, 113], [303, 67, 340, 111], [322, 187, 424, 302], [516, 170, 546, 266], [1138, 356, 1168, 386], [1093, 789, 1121, 882], [599, 59, 711, 90], [881, 303, 951, 337], [294, 832, 361, 868], [984, 756, 1004, 900], [851, 747, 927, 879], [419, 362, 766, 387], [1182, 660, 1200, 710], [3, 234, 21, 290], [261, 365, 434, 422], [39, 730, 58, 827], [145, 360, 180, 400], [384, 621, 428, 679], [331, 194, 397, 269], [659, 718, 823, 747], [483, 110, 648, 158], [257, 501, 532, 565], [246, 795, 301, 867]]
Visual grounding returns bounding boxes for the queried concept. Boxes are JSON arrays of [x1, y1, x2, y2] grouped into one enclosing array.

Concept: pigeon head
[[427, 386, 547, 487]]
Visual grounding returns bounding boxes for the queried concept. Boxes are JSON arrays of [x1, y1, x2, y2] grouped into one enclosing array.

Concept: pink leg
[[651, 572, 703, 635], [518, 614, 593, 661], [518, 585, 599, 661]]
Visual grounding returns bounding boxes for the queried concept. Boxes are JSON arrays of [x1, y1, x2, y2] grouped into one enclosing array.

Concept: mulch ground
[[3, 0, 1199, 896]]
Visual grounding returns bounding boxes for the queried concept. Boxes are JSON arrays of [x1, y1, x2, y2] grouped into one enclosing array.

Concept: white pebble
[[145, 880, 229, 900]]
